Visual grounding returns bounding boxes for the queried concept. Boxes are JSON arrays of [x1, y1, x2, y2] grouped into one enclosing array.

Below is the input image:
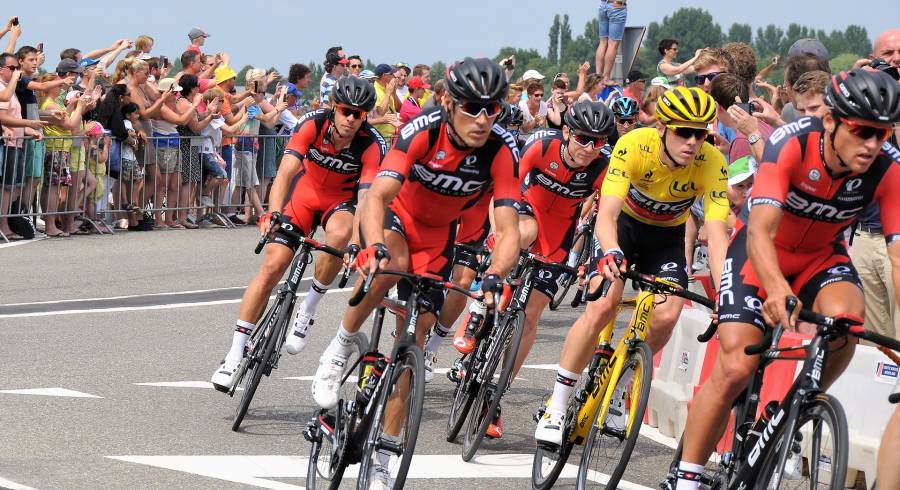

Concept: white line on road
[[0, 285, 251, 307], [0, 288, 354, 319], [0, 387, 102, 398], [0, 475, 37, 489], [109, 453, 655, 489]]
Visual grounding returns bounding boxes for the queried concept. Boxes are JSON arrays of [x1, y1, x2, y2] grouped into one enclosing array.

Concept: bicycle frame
[[570, 289, 655, 444]]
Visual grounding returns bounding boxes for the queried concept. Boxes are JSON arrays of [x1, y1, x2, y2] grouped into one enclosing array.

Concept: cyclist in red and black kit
[[672, 70, 900, 489], [211, 77, 384, 391], [311, 57, 521, 486], [454, 100, 616, 439]]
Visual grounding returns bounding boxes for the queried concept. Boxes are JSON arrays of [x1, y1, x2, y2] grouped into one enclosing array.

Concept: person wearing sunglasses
[[312, 57, 521, 487], [452, 100, 610, 440], [536, 87, 730, 447], [608, 95, 640, 147], [210, 76, 386, 391], [346, 55, 363, 77], [674, 69, 900, 490]]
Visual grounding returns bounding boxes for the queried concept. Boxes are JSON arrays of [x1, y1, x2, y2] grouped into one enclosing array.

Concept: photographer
[[709, 73, 774, 163]]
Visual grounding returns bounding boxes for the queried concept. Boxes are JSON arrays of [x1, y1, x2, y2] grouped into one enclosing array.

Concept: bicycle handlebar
[[585, 268, 717, 310], [347, 268, 480, 308]]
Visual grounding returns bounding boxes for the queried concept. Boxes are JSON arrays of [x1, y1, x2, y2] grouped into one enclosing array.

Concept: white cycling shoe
[[368, 460, 394, 490], [424, 350, 437, 383], [534, 408, 565, 446], [285, 310, 314, 355], [210, 358, 241, 393], [311, 345, 349, 409]]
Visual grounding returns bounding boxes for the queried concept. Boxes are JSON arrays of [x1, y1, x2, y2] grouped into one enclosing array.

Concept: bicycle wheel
[[462, 310, 525, 461], [756, 394, 848, 489], [357, 345, 425, 490], [232, 299, 291, 431], [305, 409, 349, 490], [446, 354, 478, 442], [577, 341, 652, 489], [532, 417, 574, 490], [551, 231, 588, 310]]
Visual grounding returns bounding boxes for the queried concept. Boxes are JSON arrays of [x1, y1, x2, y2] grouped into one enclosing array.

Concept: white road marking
[[521, 363, 560, 370], [109, 453, 654, 489], [1, 285, 252, 306], [0, 287, 354, 319], [134, 381, 219, 389], [0, 236, 45, 249], [283, 375, 360, 383], [0, 387, 101, 398], [638, 424, 678, 449], [0, 475, 37, 489]]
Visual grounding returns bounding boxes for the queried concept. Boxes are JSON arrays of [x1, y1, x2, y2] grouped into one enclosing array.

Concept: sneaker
[[286, 310, 314, 355], [534, 408, 565, 446], [311, 346, 349, 409], [210, 358, 241, 393], [424, 350, 437, 383], [368, 460, 394, 490], [228, 214, 246, 225], [486, 404, 503, 439], [200, 196, 215, 208]]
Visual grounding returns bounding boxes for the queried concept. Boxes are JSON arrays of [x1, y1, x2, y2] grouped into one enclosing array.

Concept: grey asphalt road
[[0, 228, 674, 490]]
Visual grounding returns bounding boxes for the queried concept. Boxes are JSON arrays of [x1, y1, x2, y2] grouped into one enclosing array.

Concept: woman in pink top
[[398, 76, 430, 125]]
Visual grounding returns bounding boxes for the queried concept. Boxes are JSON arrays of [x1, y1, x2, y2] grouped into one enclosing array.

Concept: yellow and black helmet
[[656, 87, 717, 128]]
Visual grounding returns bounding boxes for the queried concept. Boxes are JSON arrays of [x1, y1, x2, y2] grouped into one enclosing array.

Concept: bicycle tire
[[231, 300, 291, 431], [755, 394, 848, 490], [532, 425, 575, 490], [357, 345, 425, 490], [446, 353, 479, 442], [550, 230, 589, 310], [576, 341, 652, 489], [462, 309, 525, 461]]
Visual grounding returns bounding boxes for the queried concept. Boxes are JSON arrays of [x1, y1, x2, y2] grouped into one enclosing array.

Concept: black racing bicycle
[[550, 205, 597, 311], [227, 213, 353, 432], [304, 268, 477, 490], [666, 298, 900, 489]]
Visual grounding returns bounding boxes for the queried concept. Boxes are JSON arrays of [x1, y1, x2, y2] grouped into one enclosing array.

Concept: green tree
[[236, 64, 253, 86], [635, 8, 724, 75], [559, 14, 574, 62], [727, 23, 753, 45], [430, 60, 447, 81], [781, 23, 814, 54], [754, 24, 785, 57], [843, 25, 872, 57], [831, 53, 860, 72], [548, 15, 561, 64]]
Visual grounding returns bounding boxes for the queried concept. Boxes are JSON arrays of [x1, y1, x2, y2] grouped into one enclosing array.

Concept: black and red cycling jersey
[[747, 117, 900, 252], [377, 106, 521, 228], [518, 129, 608, 261], [277, 109, 386, 241]]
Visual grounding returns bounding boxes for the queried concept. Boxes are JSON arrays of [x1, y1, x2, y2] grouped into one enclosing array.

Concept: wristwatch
[[748, 133, 762, 144]]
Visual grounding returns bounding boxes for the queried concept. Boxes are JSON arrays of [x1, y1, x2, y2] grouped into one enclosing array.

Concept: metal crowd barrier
[[0, 133, 291, 242]]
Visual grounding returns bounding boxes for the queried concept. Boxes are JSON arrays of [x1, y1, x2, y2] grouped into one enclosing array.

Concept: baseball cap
[[188, 28, 210, 41], [282, 82, 303, 98], [407, 76, 431, 90], [650, 76, 671, 89], [374, 64, 394, 77], [214, 65, 237, 85], [522, 69, 545, 81], [157, 78, 183, 92], [326, 51, 349, 66], [788, 38, 829, 61], [395, 62, 411, 74], [728, 156, 757, 186], [625, 70, 647, 85], [360, 69, 377, 81], [56, 59, 83, 74], [79, 57, 100, 68]]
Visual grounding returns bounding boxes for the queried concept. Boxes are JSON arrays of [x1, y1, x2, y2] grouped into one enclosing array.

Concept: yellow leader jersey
[[602, 127, 730, 227]]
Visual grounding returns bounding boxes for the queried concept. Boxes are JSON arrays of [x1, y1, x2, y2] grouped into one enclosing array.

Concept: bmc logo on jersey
[[412, 164, 486, 196], [535, 173, 591, 198], [400, 111, 443, 140], [784, 190, 864, 222], [307, 148, 360, 173], [769, 117, 813, 145]]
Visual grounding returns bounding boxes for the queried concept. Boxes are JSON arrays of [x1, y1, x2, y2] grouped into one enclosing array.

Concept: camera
[[160, 56, 168, 68], [11, 17, 18, 26], [870, 58, 900, 81], [501, 57, 515, 70], [734, 101, 762, 115]]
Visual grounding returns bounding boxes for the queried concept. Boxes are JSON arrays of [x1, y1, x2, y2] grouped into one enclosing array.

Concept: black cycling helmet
[[611, 96, 640, 119], [826, 69, 900, 125], [331, 76, 376, 112], [507, 104, 524, 127], [445, 57, 508, 104], [563, 100, 616, 136], [496, 103, 511, 125]]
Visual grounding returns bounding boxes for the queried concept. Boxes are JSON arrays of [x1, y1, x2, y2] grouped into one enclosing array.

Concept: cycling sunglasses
[[616, 117, 636, 126], [458, 101, 502, 118], [571, 132, 606, 148], [669, 126, 709, 140], [336, 104, 367, 119], [841, 118, 894, 142], [694, 71, 723, 85]]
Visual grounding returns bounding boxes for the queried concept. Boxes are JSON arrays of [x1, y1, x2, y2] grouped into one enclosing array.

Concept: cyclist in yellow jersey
[[536, 87, 730, 445]]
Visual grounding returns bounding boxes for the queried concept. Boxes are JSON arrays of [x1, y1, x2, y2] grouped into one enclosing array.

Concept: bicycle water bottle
[[357, 355, 386, 406], [461, 301, 487, 334], [743, 400, 779, 452]]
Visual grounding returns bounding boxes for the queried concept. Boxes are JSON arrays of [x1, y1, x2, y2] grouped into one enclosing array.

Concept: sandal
[[2, 232, 24, 241], [46, 231, 69, 238], [153, 224, 170, 231], [180, 220, 199, 229], [169, 222, 186, 230]]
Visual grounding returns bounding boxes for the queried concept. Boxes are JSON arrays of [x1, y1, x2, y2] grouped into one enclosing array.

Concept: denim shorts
[[599, 2, 628, 41]]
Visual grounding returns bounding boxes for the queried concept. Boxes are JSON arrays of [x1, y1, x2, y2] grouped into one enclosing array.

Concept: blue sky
[[7, 1, 896, 72]]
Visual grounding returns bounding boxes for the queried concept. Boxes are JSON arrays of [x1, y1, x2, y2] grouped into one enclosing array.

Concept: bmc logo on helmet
[[412, 164, 486, 196], [784, 191, 863, 222], [768, 117, 813, 145], [400, 111, 443, 140], [307, 148, 359, 173]]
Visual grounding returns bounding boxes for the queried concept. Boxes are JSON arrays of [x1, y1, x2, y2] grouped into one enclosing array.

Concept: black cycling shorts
[[272, 200, 355, 251]]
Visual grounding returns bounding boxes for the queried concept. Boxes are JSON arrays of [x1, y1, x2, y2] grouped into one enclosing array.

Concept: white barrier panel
[[812, 345, 899, 486], [647, 307, 712, 439]]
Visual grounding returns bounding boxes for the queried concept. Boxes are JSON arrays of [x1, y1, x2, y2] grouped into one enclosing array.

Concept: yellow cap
[[214, 65, 237, 86]]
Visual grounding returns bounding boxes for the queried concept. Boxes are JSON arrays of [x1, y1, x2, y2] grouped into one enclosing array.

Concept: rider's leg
[[429, 264, 477, 354], [810, 282, 863, 388], [644, 296, 686, 354], [226, 243, 295, 361], [296, 210, 353, 319], [510, 291, 550, 380], [384, 310, 438, 437], [878, 405, 900, 489], [680, 321, 763, 466], [519, 215, 538, 249]]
